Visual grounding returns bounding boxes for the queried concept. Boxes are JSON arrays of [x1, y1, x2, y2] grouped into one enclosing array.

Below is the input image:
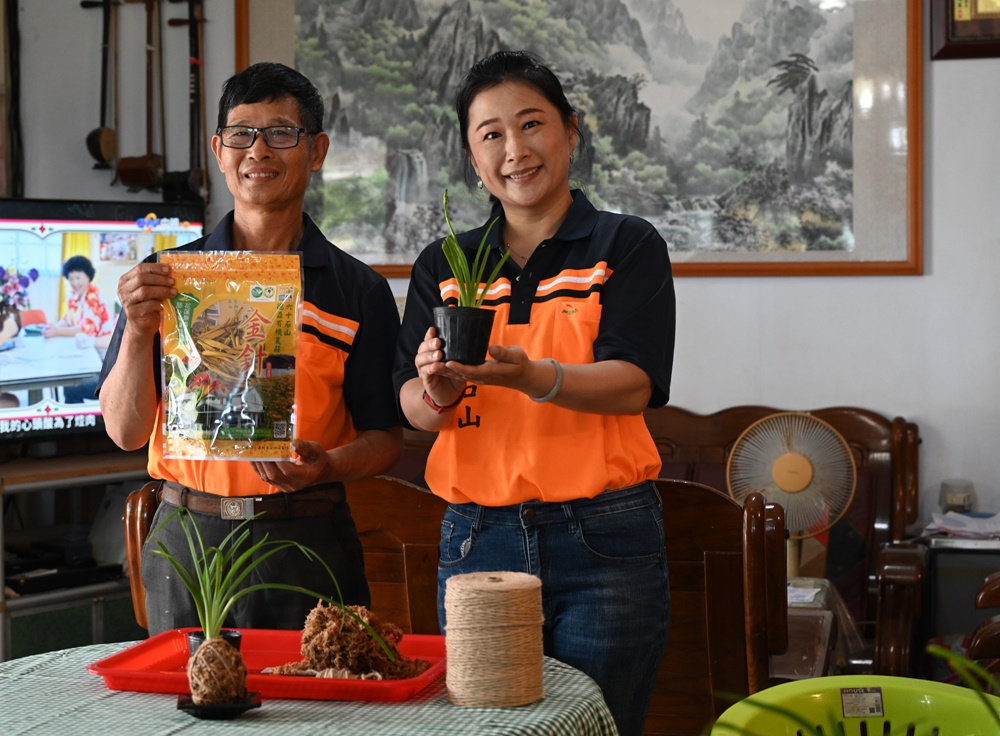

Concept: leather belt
[[158, 481, 345, 520]]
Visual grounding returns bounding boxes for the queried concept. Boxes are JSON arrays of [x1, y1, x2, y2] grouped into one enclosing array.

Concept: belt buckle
[[221, 498, 254, 520]]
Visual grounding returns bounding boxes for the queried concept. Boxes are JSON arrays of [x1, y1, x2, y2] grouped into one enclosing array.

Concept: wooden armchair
[[644, 479, 788, 736], [967, 571, 1000, 678], [642, 405, 926, 677], [343, 475, 448, 635], [387, 428, 437, 489], [123, 481, 160, 630], [975, 573, 1000, 610]]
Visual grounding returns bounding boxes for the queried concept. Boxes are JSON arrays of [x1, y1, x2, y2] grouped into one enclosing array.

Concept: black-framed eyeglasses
[[216, 125, 312, 149]]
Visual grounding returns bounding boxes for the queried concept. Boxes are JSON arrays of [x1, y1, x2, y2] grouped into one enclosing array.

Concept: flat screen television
[[0, 199, 204, 442]]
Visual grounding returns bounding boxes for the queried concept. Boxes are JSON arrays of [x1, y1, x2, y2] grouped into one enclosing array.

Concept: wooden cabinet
[[0, 449, 149, 661]]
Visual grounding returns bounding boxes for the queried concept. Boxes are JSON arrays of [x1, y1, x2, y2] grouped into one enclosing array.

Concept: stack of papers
[[787, 586, 822, 604], [923, 511, 1000, 538]]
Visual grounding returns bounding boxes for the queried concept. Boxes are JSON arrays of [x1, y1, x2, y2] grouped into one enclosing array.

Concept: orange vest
[[426, 268, 662, 506]]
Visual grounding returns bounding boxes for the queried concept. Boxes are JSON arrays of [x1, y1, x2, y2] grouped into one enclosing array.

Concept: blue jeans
[[438, 481, 670, 736]]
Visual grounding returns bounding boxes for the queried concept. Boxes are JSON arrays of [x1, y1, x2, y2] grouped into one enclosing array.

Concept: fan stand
[[772, 451, 813, 578]]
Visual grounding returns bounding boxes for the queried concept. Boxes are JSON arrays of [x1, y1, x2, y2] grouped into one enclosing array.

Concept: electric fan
[[726, 412, 857, 575]]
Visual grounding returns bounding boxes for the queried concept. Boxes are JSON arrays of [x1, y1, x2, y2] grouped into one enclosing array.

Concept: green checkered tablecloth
[[0, 642, 620, 735]]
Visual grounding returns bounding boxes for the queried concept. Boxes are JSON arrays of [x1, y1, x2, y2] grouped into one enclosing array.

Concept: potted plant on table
[[151, 507, 391, 710], [434, 189, 509, 365]]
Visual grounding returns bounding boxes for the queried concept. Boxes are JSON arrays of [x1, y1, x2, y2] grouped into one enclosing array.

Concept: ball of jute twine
[[444, 571, 544, 707]]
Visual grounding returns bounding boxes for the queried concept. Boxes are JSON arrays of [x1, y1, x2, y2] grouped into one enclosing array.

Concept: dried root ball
[[289, 602, 429, 680], [187, 637, 248, 705]]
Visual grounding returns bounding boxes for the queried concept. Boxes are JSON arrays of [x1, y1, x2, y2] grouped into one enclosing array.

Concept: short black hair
[[62, 255, 95, 281], [454, 50, 581, 190], [217, 62, 324, 133]]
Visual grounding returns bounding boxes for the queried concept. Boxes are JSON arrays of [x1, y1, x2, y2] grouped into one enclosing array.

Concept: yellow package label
[[159, 251, 302, 460]]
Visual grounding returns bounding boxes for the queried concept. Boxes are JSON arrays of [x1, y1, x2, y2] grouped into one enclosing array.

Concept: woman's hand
[[442, 344, 540, 393], [42, 325, 77, 339], [415, 339, 550, 403], [415, 326, 466, 407], [398, 327, 468, 431], [451, 346, 654, 415]]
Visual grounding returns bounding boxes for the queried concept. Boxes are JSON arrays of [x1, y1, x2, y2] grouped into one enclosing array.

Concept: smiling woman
[[41, 255, 112, 348], [394, 50, 675, 736], [462, 81, 577, 235]]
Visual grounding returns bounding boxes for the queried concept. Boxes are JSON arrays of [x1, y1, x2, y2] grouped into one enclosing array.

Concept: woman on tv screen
[[42, 255, 114, 349]]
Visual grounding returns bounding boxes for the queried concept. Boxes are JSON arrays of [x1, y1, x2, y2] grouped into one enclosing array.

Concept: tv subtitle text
[[0, 414, 98, 435]]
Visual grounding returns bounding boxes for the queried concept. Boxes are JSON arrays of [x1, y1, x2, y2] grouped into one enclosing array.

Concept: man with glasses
[[97, 62, 403, 635]]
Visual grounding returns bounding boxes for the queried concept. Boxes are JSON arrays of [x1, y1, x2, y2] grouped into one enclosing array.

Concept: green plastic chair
[[711, 674, 1000, 736]]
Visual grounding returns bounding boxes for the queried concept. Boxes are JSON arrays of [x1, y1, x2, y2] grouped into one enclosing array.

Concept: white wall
[[669, 36, 1000, 521], [18, 0, 235, 225], [18, 1, 1000, 521]]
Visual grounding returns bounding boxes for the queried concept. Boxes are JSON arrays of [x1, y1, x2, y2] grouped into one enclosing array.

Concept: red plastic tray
[[87, 628, 446, 702]]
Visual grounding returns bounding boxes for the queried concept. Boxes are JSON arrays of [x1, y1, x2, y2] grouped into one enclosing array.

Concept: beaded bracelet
[[530, 358, 563, 403]]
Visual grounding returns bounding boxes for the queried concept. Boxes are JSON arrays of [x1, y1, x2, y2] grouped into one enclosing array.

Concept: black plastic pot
[[433, 306, 495, 365], [187, 629, 243, 654]]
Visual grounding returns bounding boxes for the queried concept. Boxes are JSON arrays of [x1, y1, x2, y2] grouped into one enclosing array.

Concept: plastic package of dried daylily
[[159, 250, 302, 460]]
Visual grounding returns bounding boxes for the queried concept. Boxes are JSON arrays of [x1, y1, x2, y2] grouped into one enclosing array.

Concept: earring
[[477, 179, 483, 190], [569, 153, 575, 166]]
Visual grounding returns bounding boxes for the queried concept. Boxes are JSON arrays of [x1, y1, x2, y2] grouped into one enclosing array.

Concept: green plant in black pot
[[434, 188, 509, 365], [151, 507, 391, 707]]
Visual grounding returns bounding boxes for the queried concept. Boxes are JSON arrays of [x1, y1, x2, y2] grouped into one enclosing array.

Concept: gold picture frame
[[235, 0, 923, 278]]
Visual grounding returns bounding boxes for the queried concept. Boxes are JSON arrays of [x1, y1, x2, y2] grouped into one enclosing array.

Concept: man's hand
[[117, 262, 176, 338], [100, 262, 177, 451], [250, 438, 330, 493]]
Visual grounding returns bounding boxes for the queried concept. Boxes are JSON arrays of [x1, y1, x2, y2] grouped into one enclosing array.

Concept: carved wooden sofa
[[388, 405, 926, 676], [343, 475, 448, 635], [641, 404, 926, 677]]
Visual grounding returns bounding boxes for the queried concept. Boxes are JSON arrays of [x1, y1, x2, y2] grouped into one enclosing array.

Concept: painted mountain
[[294, 0, 854, 263]]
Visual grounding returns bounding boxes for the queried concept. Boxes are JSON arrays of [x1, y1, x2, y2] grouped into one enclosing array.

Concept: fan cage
[[726, 412, 857, 540]]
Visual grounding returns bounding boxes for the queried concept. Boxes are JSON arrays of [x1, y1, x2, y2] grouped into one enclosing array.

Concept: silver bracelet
[[530, 358, 563, 403]]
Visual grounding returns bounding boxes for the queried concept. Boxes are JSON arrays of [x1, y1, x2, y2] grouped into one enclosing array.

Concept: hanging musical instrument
[[117, 0, 164, 189], [163, 0, 208, 202], [82, 0, 117, 169]]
